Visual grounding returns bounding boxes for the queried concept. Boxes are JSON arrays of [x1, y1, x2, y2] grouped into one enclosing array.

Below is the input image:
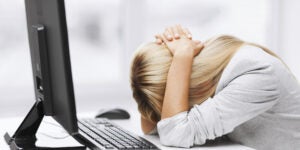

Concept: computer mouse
[[95, 108, 130, 119]]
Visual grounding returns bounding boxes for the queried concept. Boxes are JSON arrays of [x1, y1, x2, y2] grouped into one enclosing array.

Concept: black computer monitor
[[25, 0, 78, 134], [4, 0, 82, 149]]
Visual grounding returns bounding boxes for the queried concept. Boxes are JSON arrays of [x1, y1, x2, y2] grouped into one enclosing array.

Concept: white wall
[[276, 0, 300, 80]]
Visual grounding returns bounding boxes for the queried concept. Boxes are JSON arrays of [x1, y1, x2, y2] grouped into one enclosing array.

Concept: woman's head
[[130, 35, 275, 123], [130, 43, 171, 122]]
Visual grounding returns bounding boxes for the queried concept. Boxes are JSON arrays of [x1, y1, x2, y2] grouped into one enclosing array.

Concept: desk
[[0, 111, 254, 150]]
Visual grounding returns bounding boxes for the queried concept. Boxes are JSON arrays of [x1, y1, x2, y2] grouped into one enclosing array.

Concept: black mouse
[[95, 108, 130, 119]]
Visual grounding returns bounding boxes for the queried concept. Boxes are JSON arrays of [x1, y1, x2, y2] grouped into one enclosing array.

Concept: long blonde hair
[[130, 35, 279, 123]]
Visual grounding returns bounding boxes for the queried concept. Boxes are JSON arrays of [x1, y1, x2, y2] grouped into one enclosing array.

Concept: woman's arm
[[161, 51, 193, 119], [140, 53, 194, 133], [140, 25, 202, 133], [158, 25, 203, 119], [156, 46, 281, 148]]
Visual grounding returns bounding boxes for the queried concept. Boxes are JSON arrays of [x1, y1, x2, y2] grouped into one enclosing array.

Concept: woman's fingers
[[155, 34, 163, 44], [183, 28, 192, 39], [171, 24, 184, 39], [160, 33, 169, 43], [155, 31, 173, 44], [155, 25, 193, 45], [164, 27, 174, 41], [176, 24, 185, 36], [163, 25, 185, 41], [154, 26, 177, 44], [172, 26, 180, 39]]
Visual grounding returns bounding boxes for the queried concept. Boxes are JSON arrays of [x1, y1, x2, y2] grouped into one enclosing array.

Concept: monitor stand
[[4, 99, 85, 150]]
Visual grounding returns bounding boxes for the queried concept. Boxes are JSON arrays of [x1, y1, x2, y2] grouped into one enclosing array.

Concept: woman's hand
[[155, 24, 193, 43], [155, 25, 204, 57]]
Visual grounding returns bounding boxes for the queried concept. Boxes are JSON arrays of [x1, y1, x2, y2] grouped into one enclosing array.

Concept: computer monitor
[[4, 0, 83, 149], [25, 0, 78, 134]]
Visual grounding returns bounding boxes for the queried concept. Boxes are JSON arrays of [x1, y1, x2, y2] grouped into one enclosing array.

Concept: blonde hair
[[130, 35, 279, 123]]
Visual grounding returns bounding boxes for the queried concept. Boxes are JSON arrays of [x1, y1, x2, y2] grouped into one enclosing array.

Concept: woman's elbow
[[157, 122, 194, 148], [159, 133, 193, 148], [141, 125, 154, 134], [141, 117, 157, 134]]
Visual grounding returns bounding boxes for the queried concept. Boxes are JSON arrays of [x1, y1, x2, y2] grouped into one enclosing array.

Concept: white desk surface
[[0, 111, 254, 150]]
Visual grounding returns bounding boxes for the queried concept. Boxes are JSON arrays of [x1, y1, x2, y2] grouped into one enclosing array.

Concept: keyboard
[[78, 118, 160, 150]]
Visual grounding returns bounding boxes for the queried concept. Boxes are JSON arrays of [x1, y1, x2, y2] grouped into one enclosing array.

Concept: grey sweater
[[156, 45, 300, 150]]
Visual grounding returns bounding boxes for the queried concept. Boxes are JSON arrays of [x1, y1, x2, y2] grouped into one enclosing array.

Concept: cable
[[38, 132, 70, 139], [43, 120, 64, 128]]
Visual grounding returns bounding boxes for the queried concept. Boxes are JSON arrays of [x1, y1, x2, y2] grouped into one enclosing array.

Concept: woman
[[130, 25, 300, 150]]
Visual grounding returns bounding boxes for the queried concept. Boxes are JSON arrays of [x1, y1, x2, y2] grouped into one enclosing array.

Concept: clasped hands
[[154, 25, 204, 57]]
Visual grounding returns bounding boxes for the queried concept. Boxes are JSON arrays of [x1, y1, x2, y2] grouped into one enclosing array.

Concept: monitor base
[[4, 132, 85, 150], [3, 100, 86, 150]]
